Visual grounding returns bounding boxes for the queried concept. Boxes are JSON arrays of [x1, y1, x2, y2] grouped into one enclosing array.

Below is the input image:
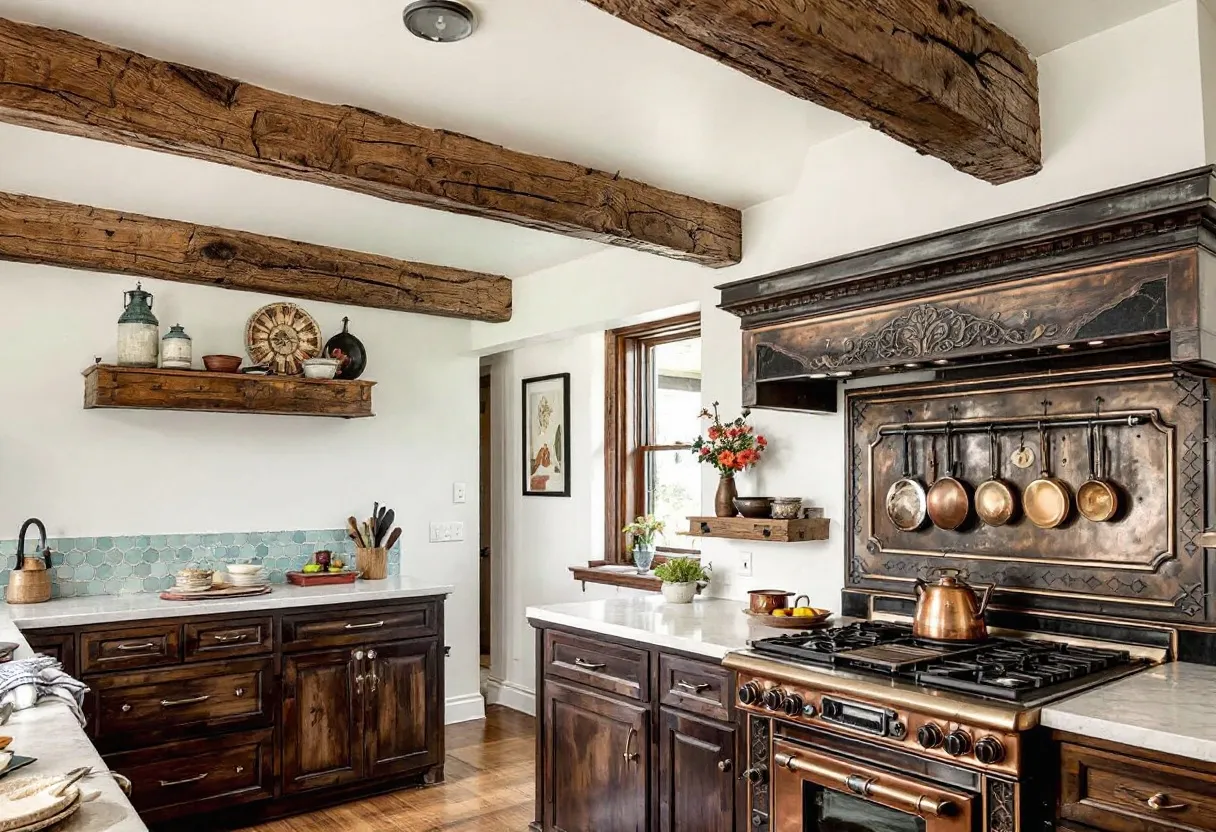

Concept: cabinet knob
[[368, 650, 377, 660], [718, 759, 732, 773], [353, 650, 365, 661], [234, 688, 246, 698], [121, 704, 132, 713], [235, 766, 244, 774]]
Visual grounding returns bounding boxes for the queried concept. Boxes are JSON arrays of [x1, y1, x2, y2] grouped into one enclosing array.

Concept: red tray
[[287, 570, 358, 586]]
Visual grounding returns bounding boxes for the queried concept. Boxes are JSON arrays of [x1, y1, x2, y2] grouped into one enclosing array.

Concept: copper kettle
[[913, 569, 993, 641], [6, 518, 52, 605]]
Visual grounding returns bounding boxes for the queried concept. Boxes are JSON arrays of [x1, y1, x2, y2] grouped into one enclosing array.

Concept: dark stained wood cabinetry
[[23, 596, 446, 828], [531, 623, 739, 832]]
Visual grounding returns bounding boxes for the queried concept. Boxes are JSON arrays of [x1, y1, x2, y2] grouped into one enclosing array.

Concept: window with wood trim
[[605, 314, 702, 564]]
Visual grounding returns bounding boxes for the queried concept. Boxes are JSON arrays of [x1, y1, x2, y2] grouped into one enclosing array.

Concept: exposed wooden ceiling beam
[[0, 18, 741, 267], [0, 191, 512, 323], [580, 0, 1041, 184]]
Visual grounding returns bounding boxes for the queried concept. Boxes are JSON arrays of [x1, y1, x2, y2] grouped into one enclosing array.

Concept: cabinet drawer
[[185, 617, 273, 661], [282, 603, 438, 649], [106, 729, 274, 820], [81, 623, 181, 673], [24, 630, 76, 675], [545, 630, 649, 701], [90, 659, 271, 747], [659, 654, 733, 722], [1061, 742, 1216, 832]]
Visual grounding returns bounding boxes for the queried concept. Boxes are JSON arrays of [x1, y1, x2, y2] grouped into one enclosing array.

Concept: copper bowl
[[203, 354, 242, 373], [748, 589, 794, 614]]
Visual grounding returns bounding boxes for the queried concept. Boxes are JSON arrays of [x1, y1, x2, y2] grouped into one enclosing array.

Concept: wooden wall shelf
[[684, 515, 829, 542], [83, 364, 375, 418]]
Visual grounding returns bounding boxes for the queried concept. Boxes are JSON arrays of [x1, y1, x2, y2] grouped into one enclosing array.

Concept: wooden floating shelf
[[83, 364, 375, 419], [684, 515, 829, 543]]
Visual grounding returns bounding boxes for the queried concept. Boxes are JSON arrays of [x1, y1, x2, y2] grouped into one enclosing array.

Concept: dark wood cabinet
[[531, 623, 739, 832], [657, 707, 736, 832], [282, 647, 366, 792], [544, 680, 650, 832], [22, 596, 446, 828]]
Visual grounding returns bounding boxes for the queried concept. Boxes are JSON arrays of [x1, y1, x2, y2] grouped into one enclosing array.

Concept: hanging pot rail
[[876, 410, 1154, 438]]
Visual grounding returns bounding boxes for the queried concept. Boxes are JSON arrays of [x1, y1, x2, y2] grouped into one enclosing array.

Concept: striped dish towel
[[0, 656, 89, 726]]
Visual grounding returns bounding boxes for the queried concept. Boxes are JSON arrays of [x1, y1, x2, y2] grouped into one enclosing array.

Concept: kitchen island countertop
[[11, 575, 454, 630], [1041, 660, 1216, 764]]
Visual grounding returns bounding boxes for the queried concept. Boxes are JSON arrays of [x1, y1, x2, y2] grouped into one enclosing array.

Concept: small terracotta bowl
[[203, 354, 242, 373]]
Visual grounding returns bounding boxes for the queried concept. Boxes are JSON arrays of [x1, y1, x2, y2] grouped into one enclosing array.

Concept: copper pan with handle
[[1025, 420, 1071, 529]]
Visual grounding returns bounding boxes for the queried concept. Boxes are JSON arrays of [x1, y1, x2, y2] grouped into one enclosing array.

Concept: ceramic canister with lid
[[161, 324, 192, 369], [117, 282, 160, 367]]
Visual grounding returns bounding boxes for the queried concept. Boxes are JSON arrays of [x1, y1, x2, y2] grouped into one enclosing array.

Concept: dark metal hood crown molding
[[720, 166, 1215, 327], [720, 167, 1216, 413]]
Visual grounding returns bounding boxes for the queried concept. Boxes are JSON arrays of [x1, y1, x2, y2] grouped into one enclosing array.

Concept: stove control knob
[[738, 682, 762, 706], [889, 721, 907, 740], [781, 694, 804, 717], [742, 765, 768, 786], [974, 737, 1005, 765], [763, 688, 786, 711], [916, 723, 944, 749], [943, 730, 973, 757]]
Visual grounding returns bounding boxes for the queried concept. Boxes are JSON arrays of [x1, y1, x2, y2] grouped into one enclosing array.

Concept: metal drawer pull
[[159, 772, 208, 787], [160, 695, 210, 708], [773, 752, 951, 817], [623, 727, 639, 763], [116, 642, 156, 652], [212, 633, 248, 643], [1147, 793, 1188, 811], [574, 657, 607, 670], [677, 680, 710, 694], [344, 620, 385, 630]]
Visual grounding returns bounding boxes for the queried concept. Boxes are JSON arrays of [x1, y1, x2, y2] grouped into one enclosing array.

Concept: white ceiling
[[0, 0, 1185, 282]]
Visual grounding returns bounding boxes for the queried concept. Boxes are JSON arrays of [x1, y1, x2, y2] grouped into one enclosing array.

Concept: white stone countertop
[[11, 576, 454, 629], [1041, 661, 1216, 764], [526, 595, 814, 659], [1, 613, 146, 832]]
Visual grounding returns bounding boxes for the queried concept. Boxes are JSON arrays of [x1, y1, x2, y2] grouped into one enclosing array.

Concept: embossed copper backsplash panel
[[846, 364, 1210, 623]]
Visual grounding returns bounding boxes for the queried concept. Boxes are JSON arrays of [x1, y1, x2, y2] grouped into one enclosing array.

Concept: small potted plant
[[622, 515, 665, 574], [653, 556, 710, 604], [693, 402, 768, 517]]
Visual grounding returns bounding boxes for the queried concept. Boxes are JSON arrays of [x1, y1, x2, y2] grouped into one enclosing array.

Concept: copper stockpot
[[913, 569, 993, 642], [748, 589, 794, 615]]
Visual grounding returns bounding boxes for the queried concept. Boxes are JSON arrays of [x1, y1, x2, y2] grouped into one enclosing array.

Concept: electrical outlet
[[739, 551, 753, 577], [453, 482, 467, 503]]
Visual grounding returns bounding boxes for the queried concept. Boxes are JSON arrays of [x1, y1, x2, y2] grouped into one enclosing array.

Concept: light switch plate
[[739, 551, 753, 577], [453, 482, 467, 503]]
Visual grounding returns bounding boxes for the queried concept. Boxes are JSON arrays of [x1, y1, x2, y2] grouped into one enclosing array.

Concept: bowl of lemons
[[744, 595, 831, 628]]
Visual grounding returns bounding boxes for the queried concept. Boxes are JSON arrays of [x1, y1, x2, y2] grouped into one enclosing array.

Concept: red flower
[[707, 426, 722, 440], [756, 435, 768, 447], [699, 446, 711, 456], [726, 426, 741, 438], [737, 448, 758, 467], [717, 450, 736, 469]]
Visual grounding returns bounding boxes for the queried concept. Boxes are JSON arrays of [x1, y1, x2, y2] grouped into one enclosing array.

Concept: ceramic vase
[[633, 544, 656, 574], [161, 324, 192, 369], [117, 282, 159, 367], [661, 581, 697, 604], [714, 476, 739, 517]]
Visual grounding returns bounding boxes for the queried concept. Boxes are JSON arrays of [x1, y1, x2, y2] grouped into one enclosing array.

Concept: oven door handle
[[774, 752, 953, 818]]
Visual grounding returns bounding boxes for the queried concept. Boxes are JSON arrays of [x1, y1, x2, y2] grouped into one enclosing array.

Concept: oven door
[[771, 738, 977, 832]]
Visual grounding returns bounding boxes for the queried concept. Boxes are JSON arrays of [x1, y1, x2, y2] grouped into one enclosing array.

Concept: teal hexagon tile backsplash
[[0, 529, 402, 597]]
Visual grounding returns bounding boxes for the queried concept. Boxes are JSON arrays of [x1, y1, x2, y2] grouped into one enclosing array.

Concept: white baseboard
[[445, 692, 487, 724], [483, 676, 535, 716]]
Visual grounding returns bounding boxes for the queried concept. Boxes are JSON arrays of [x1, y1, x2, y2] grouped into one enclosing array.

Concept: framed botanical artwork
[[522, 373, 571, 497]]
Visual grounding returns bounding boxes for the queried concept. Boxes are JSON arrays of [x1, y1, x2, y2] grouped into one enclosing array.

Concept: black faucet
[[16, 518, 49, 569]]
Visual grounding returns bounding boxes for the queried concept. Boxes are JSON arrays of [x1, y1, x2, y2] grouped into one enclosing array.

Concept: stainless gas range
[[724, 620, 1159, 832]]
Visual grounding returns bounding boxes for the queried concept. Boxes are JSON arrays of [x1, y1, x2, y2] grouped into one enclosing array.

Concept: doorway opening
[[479, 369, 492, 680]]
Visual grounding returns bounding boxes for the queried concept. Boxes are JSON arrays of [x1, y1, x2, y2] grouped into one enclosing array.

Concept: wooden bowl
[[203, 354, 242, 373], [743, 609, 832, 629]]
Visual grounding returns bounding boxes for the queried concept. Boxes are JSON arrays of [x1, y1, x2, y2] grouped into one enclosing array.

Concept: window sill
[[568, 564, 662, 593]]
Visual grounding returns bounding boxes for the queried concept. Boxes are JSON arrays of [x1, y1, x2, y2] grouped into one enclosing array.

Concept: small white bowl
[[302, 358, 341, 379], [226, 563, 264, 576]]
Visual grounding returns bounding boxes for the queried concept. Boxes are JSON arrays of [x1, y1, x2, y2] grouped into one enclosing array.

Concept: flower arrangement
[[622, 515, 665, 549], [692, 402, 767, 476]]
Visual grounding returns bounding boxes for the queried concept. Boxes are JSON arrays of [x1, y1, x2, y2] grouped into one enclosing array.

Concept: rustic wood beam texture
[[580, 0, 1041, 184], [0, 191, 512, 322], [0, 19, 741, 267]]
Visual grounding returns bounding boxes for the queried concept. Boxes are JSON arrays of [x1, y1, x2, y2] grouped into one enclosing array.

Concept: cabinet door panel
[[544, 680, 649, 832], [658, 707, 736, 832], [282, 647, 363, 792], [365, 639, 440, 778]]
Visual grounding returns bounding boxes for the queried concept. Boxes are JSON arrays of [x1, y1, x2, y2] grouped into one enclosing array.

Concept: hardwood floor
[[245, 706, 535, 831]]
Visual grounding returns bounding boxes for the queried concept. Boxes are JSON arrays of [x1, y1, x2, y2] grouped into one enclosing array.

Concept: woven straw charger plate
[[245, 302, 322, 375], [0, 774, 96, 832]]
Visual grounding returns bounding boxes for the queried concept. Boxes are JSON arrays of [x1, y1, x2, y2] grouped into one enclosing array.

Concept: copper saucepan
[[926, 423, 971, 531], [975, 427, 1018, 527], [1077, 422, 1119, 522], [886, 429, 928, 532], [1025, 421, 1071, 529]]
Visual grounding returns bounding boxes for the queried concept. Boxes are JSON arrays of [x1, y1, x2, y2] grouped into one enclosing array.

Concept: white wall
[[482, 0, 1212, 700], [0, 265, 483, 723]]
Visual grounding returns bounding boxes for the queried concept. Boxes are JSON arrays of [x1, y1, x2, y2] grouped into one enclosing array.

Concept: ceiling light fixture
[[403, 0, 477, 43]]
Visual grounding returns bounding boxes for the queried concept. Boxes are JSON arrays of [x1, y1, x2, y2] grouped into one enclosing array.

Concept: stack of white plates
[[174, 568, 214, 594], [225, 563, 268, 588]]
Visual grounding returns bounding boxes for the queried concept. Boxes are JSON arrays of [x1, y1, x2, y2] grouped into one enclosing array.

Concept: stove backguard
[[845, 362, 1213, 626]]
